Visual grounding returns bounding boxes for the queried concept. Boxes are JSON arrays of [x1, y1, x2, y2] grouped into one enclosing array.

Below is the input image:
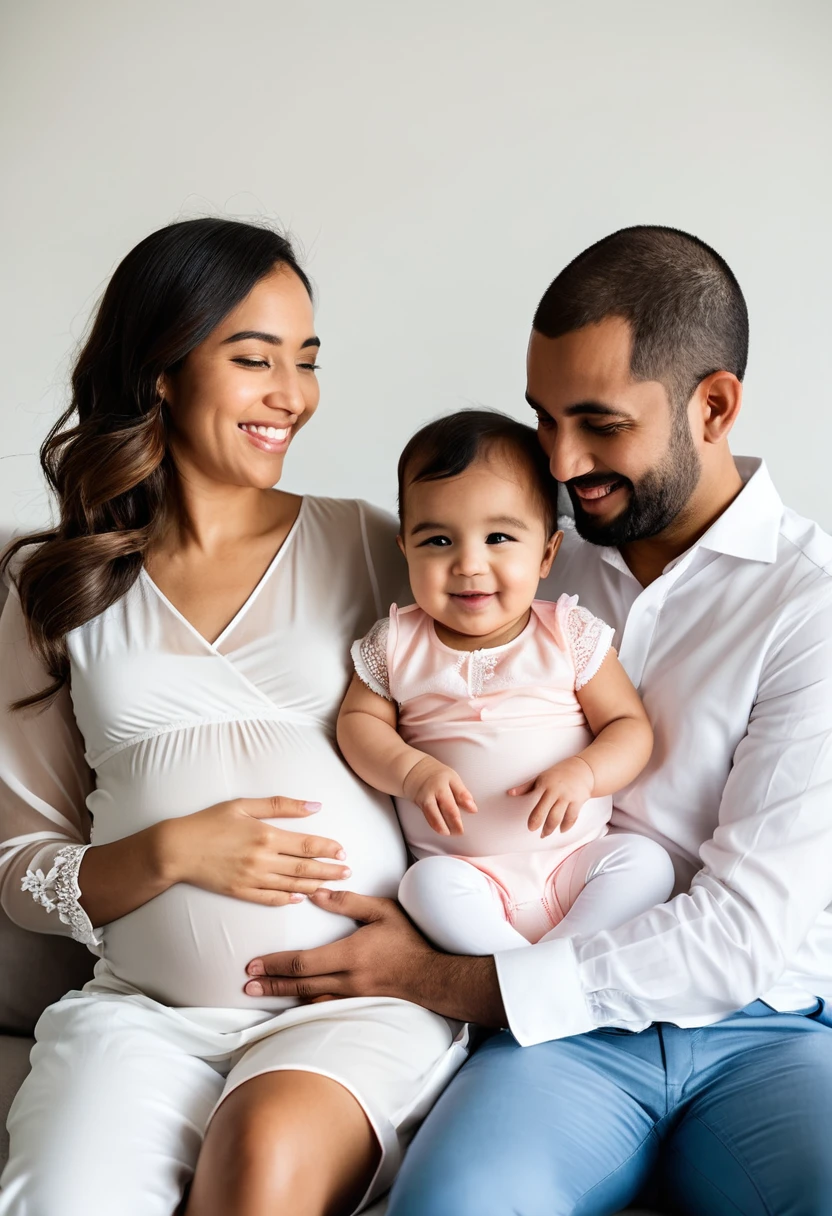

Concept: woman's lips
[[238, 423, 291, 454]]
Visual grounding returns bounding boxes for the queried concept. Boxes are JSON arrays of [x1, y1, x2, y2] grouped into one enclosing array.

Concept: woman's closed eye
[[231, 357, 320, 372]]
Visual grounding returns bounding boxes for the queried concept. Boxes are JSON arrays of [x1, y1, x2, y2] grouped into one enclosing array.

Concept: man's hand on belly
[[244, 888, 507, 1027]]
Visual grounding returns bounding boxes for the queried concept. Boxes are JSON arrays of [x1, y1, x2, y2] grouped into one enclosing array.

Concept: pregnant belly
[[397, 719, 612, 860], [91, 725, 407, 1009]]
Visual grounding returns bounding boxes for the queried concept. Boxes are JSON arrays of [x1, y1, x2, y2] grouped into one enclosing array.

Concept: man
[[244, 227, 832, 1214]]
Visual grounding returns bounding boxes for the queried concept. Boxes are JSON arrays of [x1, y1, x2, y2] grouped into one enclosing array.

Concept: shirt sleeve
[[357, 500, 411, 614], [564, 602, 615, 690], [497, 584, 832, 1045], [0, 574, 100, 948], [350, 617, 392, 701]]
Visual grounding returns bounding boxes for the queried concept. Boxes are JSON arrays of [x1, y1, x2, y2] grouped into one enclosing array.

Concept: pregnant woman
[[0, 218, 463, 1216]]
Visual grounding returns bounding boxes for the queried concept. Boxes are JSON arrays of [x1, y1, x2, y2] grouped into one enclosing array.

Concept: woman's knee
[[189, 1071, 378, 1216]]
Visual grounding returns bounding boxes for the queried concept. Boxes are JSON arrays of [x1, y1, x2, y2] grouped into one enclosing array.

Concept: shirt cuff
[[495, 936, 596, 1046]]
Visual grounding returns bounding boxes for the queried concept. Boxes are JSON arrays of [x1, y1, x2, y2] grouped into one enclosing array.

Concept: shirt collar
[[596, 457, 783, 574], [694, 457, 782, 564]]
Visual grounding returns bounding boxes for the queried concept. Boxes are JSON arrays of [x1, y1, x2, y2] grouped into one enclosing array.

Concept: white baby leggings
[[398, 833, 676, 954]]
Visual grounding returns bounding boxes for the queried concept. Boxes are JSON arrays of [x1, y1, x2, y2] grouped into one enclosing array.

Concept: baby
[[337, 410, 675, 955]]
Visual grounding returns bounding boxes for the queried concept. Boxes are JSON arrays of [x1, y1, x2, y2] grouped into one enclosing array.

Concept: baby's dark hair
[[397, 409, 560, 535]]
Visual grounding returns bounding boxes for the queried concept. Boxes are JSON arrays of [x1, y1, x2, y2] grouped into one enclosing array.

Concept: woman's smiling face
[[161, 264, 320, 491]]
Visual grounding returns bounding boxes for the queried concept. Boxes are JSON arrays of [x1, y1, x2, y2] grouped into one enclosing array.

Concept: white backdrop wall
[[1, 0, 830, 533]]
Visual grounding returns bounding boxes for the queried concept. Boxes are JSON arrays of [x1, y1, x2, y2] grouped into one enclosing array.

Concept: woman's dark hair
[[1, 217, 312, 710], [533, 225, 749, 410], [397, 409, 559, 535]]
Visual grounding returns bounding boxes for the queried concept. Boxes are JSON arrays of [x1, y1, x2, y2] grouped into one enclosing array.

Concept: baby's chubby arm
[[337, 675, 478, 836], [510, 650, 653, 838]]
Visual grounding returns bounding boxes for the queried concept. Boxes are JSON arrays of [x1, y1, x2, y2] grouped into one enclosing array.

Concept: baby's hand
[[509, 757, 595, 838], [402, 755, 478, 837]]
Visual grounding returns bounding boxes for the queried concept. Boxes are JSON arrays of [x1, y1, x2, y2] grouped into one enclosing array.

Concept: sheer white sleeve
[[566, 605, 615, 690], [0, 571, 100, 948], [351, 617, 392, 701], [21, 843, 101, 947]]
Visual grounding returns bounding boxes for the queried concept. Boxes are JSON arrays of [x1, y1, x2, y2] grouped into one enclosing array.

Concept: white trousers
[[399, 833, 676, 955], [0, 989, 464, 1216]]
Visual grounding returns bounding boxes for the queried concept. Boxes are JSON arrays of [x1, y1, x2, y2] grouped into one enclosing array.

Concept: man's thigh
[[661, 1006, 832, 1216], [388, 1028, 666, 1216]]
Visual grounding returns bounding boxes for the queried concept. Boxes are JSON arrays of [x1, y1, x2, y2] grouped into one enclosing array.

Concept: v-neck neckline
[[140, 496, 307, 651]]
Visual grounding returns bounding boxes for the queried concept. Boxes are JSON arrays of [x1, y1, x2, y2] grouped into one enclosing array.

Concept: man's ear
[[695, 371, 743, 444], [540, 529, 563, 578]]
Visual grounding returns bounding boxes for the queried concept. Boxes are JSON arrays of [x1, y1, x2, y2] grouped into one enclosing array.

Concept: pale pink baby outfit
[[353, 595, 674, 950]]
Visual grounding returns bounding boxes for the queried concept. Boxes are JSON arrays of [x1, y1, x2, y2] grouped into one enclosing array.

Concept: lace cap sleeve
[[566, 604, 615, 690], [350, 616, 392, 701]]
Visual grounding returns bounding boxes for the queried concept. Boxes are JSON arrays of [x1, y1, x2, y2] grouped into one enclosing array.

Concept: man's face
[[526, 316, 701, 546]]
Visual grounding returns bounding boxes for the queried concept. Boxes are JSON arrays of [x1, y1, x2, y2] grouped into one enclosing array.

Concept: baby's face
[[399, 453, 560, 650]]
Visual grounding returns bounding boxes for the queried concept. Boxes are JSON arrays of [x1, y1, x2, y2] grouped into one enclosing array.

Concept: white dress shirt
[[496, 458, 832, 1045]]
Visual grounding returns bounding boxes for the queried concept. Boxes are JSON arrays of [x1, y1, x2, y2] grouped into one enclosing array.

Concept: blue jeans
[[387, 1000, 832, 1216]]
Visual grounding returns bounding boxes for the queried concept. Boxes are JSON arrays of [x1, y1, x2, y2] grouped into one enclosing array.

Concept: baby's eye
[[486, 532, 514, 545], [418, 535, 452, 547]]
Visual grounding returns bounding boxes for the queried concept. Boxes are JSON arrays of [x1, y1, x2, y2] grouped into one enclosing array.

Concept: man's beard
[[566, 415, 701, 547]]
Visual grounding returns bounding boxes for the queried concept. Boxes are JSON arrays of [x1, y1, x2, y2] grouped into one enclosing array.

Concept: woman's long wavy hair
[[2, 218, 312, 711]]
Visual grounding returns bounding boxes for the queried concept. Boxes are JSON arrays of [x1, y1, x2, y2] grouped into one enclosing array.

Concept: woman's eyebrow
[[221, 331, 321, 349]]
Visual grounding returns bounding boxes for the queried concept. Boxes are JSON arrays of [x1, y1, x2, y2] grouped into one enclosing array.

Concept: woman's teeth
[[240, 424, 289, 441]]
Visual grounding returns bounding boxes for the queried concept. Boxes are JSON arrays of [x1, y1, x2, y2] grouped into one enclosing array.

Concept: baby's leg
[[541, 833, 676, 942], [399, 856, 529, 955]]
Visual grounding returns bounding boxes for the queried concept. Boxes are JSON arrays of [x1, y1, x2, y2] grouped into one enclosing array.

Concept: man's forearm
[[415, 950, 507, 1027]]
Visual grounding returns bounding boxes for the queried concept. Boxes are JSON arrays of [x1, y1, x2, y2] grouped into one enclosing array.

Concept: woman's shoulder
[[300, 495, 397, 539], [300, 496, 407, 613]]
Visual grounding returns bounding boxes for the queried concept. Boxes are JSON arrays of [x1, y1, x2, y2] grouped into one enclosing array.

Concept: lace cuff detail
[[21, 844, 102, 948], [351, 617, 392, 701], [567, 605, 614, 690]]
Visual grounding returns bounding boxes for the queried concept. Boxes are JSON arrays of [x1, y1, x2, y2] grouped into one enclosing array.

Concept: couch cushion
[[0, 911, 95, 1035], [0, 1034, 34, 1171]]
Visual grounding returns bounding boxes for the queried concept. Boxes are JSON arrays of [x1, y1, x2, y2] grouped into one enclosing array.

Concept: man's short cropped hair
[[533, 225, 749, 409]]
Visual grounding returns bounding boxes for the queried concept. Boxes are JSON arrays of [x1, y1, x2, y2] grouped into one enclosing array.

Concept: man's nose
[[546, 431, 595, 485]]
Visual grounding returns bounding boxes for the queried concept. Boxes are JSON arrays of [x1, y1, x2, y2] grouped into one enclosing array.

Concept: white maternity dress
[[0, 497, 466, 1216]]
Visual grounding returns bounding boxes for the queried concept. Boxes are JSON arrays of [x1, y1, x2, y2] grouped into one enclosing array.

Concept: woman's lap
[[0, 990, 462, 1216]]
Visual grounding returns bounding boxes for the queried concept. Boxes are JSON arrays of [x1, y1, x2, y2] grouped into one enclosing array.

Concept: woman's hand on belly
[[159, 796, 352, 905]]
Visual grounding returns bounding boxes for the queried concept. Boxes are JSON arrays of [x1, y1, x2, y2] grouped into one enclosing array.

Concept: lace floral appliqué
[[465, 650, 499, 697], [21, 844, 101, 948], [352, 617, 392, 700], [567, 605, 613, 690]]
